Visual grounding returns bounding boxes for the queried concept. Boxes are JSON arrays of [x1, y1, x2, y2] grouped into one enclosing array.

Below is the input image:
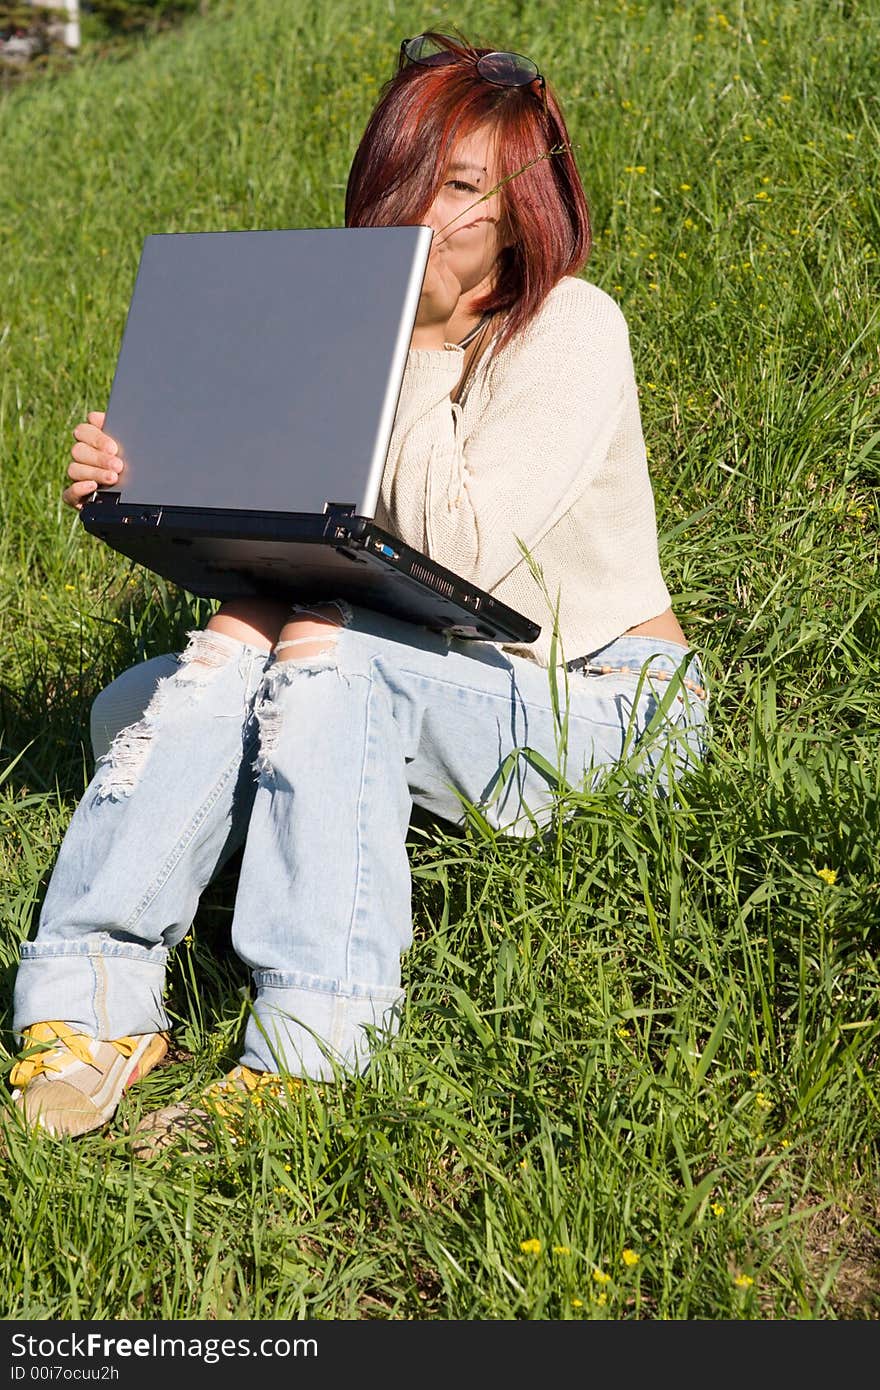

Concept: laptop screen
[[102, 225, 432, 517]]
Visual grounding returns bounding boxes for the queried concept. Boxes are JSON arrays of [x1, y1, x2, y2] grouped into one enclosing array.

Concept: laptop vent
[[410, 561, 455, 599]]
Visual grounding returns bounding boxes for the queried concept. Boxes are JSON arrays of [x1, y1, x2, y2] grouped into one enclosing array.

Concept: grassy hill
[[0, 0, 878, 1319]]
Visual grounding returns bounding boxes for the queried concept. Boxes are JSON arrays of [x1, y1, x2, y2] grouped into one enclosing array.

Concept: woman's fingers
[[62, 478, 104, 511], [64, 412, 119, 507], [73, 419, 118, 457], [68, 451, 119, 485]]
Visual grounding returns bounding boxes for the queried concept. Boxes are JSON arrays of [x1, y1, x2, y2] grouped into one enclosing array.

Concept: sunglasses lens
[[402, 35, 458, 67], [476, 51, 540, 86]]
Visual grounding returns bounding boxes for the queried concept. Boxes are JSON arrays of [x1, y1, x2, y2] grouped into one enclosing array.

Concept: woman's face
[[422, 124, 509, 297]]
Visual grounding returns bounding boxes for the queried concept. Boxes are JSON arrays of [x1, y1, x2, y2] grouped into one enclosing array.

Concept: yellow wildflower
[[592, 1269, 612, 1284], [679, 183, 692, 191], [595, 1292, 608, 1306], [520, 1238, 542, 1256], [780, 93, 793, 102], [755, 1092, 772, 1110], [572, 1297, 584, 1308], [734, 1273, 754, 1289], [553, 1245, 571, 1256], [621, 1249, 640, 1267], [816, 866, 837, 885], [711, 1202, 725, 1217]]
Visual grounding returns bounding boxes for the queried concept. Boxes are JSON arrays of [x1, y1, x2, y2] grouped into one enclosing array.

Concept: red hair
[[344, 33, 591, 353]]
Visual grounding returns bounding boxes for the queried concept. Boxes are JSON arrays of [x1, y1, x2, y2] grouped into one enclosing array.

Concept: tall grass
[[0, 0, 878, 1319]]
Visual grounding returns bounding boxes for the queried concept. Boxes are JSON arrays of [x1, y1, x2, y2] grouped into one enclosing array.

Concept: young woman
[[8, 32, 708, 1147]]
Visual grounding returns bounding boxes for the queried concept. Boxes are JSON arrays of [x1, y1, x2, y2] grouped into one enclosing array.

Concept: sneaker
[[131, 1065, 297, 1159], [8, 1022, 169, 1138]]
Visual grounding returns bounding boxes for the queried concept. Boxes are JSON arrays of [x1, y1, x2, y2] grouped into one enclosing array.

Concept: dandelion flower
[[621, 1249, 640, 1267], [679, 183, 692, 191], [520, 1238, 542, 1256]]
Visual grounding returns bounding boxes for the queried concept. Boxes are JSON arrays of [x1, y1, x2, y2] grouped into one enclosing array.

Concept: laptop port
[[374, 540, 399, 560]]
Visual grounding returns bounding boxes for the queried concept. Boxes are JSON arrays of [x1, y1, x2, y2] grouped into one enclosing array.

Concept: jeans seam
[[119, 746, 254, 934], [344, 663, 375, 981]]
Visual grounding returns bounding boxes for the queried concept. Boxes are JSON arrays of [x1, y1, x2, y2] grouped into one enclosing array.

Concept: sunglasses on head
[[398, 32, 547, 113]]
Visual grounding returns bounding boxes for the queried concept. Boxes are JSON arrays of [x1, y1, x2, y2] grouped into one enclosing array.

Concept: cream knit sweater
[[376, 275, 672, 669]]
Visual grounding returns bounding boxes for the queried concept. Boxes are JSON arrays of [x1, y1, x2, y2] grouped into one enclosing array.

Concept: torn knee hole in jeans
[[273, 600, 353, 664], [287, 599, 353, 628], [93, 630, 242, 802], [253, 659, 337, 779], [174, 628, 245, 682], [254, 612, 353, 778], [271, 599, 353, 666], [93, 717, 156, 802]]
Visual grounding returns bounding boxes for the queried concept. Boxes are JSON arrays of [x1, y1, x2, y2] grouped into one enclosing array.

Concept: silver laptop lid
[[102, 226, 432, 515]]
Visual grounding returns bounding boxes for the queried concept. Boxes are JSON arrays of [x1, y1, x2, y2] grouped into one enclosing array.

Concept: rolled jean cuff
[[240, 972, 404, 1079], [13, 941, 170, 1040]]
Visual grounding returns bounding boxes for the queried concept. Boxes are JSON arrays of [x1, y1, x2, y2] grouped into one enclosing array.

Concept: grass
[[0, 0, 878, 1320]]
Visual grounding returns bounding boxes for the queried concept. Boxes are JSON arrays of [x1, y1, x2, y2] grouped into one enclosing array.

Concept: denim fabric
[[14, 608, 708, 1078]]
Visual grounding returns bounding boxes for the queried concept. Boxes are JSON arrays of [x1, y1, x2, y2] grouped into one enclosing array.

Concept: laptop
[[79, 227, 541, 646]]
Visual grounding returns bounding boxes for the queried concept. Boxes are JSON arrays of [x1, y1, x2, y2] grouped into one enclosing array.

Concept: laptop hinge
[[323, 503, 357, 517]]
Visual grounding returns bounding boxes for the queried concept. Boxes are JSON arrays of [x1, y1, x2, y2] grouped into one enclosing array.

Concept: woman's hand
[[63, 411, 121, 510], [411, 242, 462, 350]]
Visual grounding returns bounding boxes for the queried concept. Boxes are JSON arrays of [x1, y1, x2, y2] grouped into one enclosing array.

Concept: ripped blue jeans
[[13, 604, 708, 1078]]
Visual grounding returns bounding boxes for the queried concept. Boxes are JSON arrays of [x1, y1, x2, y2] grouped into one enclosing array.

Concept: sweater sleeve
[[379, 286, 634, 594]]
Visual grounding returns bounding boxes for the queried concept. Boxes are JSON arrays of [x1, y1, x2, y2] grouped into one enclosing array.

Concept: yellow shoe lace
[[9, 1022, 139, 1089], [203, 1066, 290, 1119]]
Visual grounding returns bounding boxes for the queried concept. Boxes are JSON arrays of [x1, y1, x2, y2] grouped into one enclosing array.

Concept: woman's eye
[[446, 179, 479, 193]]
